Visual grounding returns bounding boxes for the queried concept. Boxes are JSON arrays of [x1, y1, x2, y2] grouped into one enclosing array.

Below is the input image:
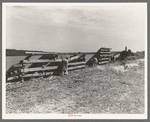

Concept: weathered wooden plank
[[68, 62, 86, 66], [22, 53, 85, 64], [100, 48, 111, 52], [69, 58, 86, 63], [22, 54, 85, 64], [6, 72, 20, 77], [22, 59, 62, 64], [100, 55, 111, 57], [68, 54, 83, 62], [22, 65, 85, 78], [12, 64, 22, 67], [25, 52, 57, 55], [7, 76, 20, 81], [21, 72, 54, 78], [100, 58, 110, 61], [21, 66, 58, 73], [68, 65, 85, 71], [98, 61, 110, 65], [100, 52, 111, 54], [7, 65, 86, 80], [22, 65, 86, 78]]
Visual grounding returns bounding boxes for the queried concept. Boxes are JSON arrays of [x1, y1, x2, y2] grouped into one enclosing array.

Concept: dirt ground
[[6, 59, 145, 114]]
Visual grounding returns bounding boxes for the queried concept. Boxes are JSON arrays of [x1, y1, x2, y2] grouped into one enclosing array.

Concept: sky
[[5, 3, 147, 52]]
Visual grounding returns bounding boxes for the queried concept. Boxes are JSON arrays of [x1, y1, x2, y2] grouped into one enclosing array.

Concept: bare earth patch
[[6, 59, 145, 114]]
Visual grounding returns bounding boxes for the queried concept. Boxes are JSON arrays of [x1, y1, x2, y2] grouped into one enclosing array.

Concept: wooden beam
[[25, 52, 57, 55], [12, 64, 22, 67], [22, 53, 85, 64], [100, 48, 111, 52], [68, 55, 81, 62], [100, 58, 110, 61], [7, 76, 19, 81], [100, 55, 111, 58], [21, 66, 58, 73], [68, 62, 86, 66], [21, 72, 54, 78], [100, 52, 111, 54], [22, 65, 86, 78], [6, 72, 20, 77], [98, 61, 110, 65], [68, 65, 85, 71], [22, 59, 62, 64]]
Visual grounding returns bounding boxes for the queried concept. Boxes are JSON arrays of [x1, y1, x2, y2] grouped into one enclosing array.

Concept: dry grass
[[6, 59, 145, 114]]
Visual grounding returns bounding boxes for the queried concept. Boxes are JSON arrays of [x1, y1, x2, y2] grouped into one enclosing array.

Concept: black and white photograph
[[2, 3, 147, 119]]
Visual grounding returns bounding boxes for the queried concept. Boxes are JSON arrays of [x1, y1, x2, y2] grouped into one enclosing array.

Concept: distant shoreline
[[6, 49, 96, 56], [6, 49, 122, 56]]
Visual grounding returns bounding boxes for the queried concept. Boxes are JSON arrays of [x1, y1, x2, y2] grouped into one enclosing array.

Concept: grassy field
[[6, 58, 145, 114]]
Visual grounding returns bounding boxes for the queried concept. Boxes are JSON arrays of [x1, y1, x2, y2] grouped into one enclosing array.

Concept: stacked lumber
[[86, 47, 111, 66]]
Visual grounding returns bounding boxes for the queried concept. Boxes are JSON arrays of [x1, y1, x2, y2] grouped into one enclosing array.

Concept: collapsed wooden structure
[[6, 52, 86, 82], [86, 47, 111, 66], [6, 47, 112, 82]]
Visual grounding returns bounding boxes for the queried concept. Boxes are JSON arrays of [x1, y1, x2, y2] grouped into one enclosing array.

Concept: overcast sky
[[6, 3, 147, 52]]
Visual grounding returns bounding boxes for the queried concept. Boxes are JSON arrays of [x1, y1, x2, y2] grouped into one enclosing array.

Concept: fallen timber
[[22, 59, 62, 64], [6, 48, 114, 82], [6, 52, 86, 82], [25, 51, 57, 55], [20, 62, 86, 73], [20, 65, 86, 78], [6, 47, 134, 82]]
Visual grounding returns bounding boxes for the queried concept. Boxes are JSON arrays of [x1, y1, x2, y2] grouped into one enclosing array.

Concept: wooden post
[[42, 63, 45, 78], [125, 46, 127, 51], [21, 73, 24, 82], [20, 62, 25, 82], [61, 59, 68, 75]]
